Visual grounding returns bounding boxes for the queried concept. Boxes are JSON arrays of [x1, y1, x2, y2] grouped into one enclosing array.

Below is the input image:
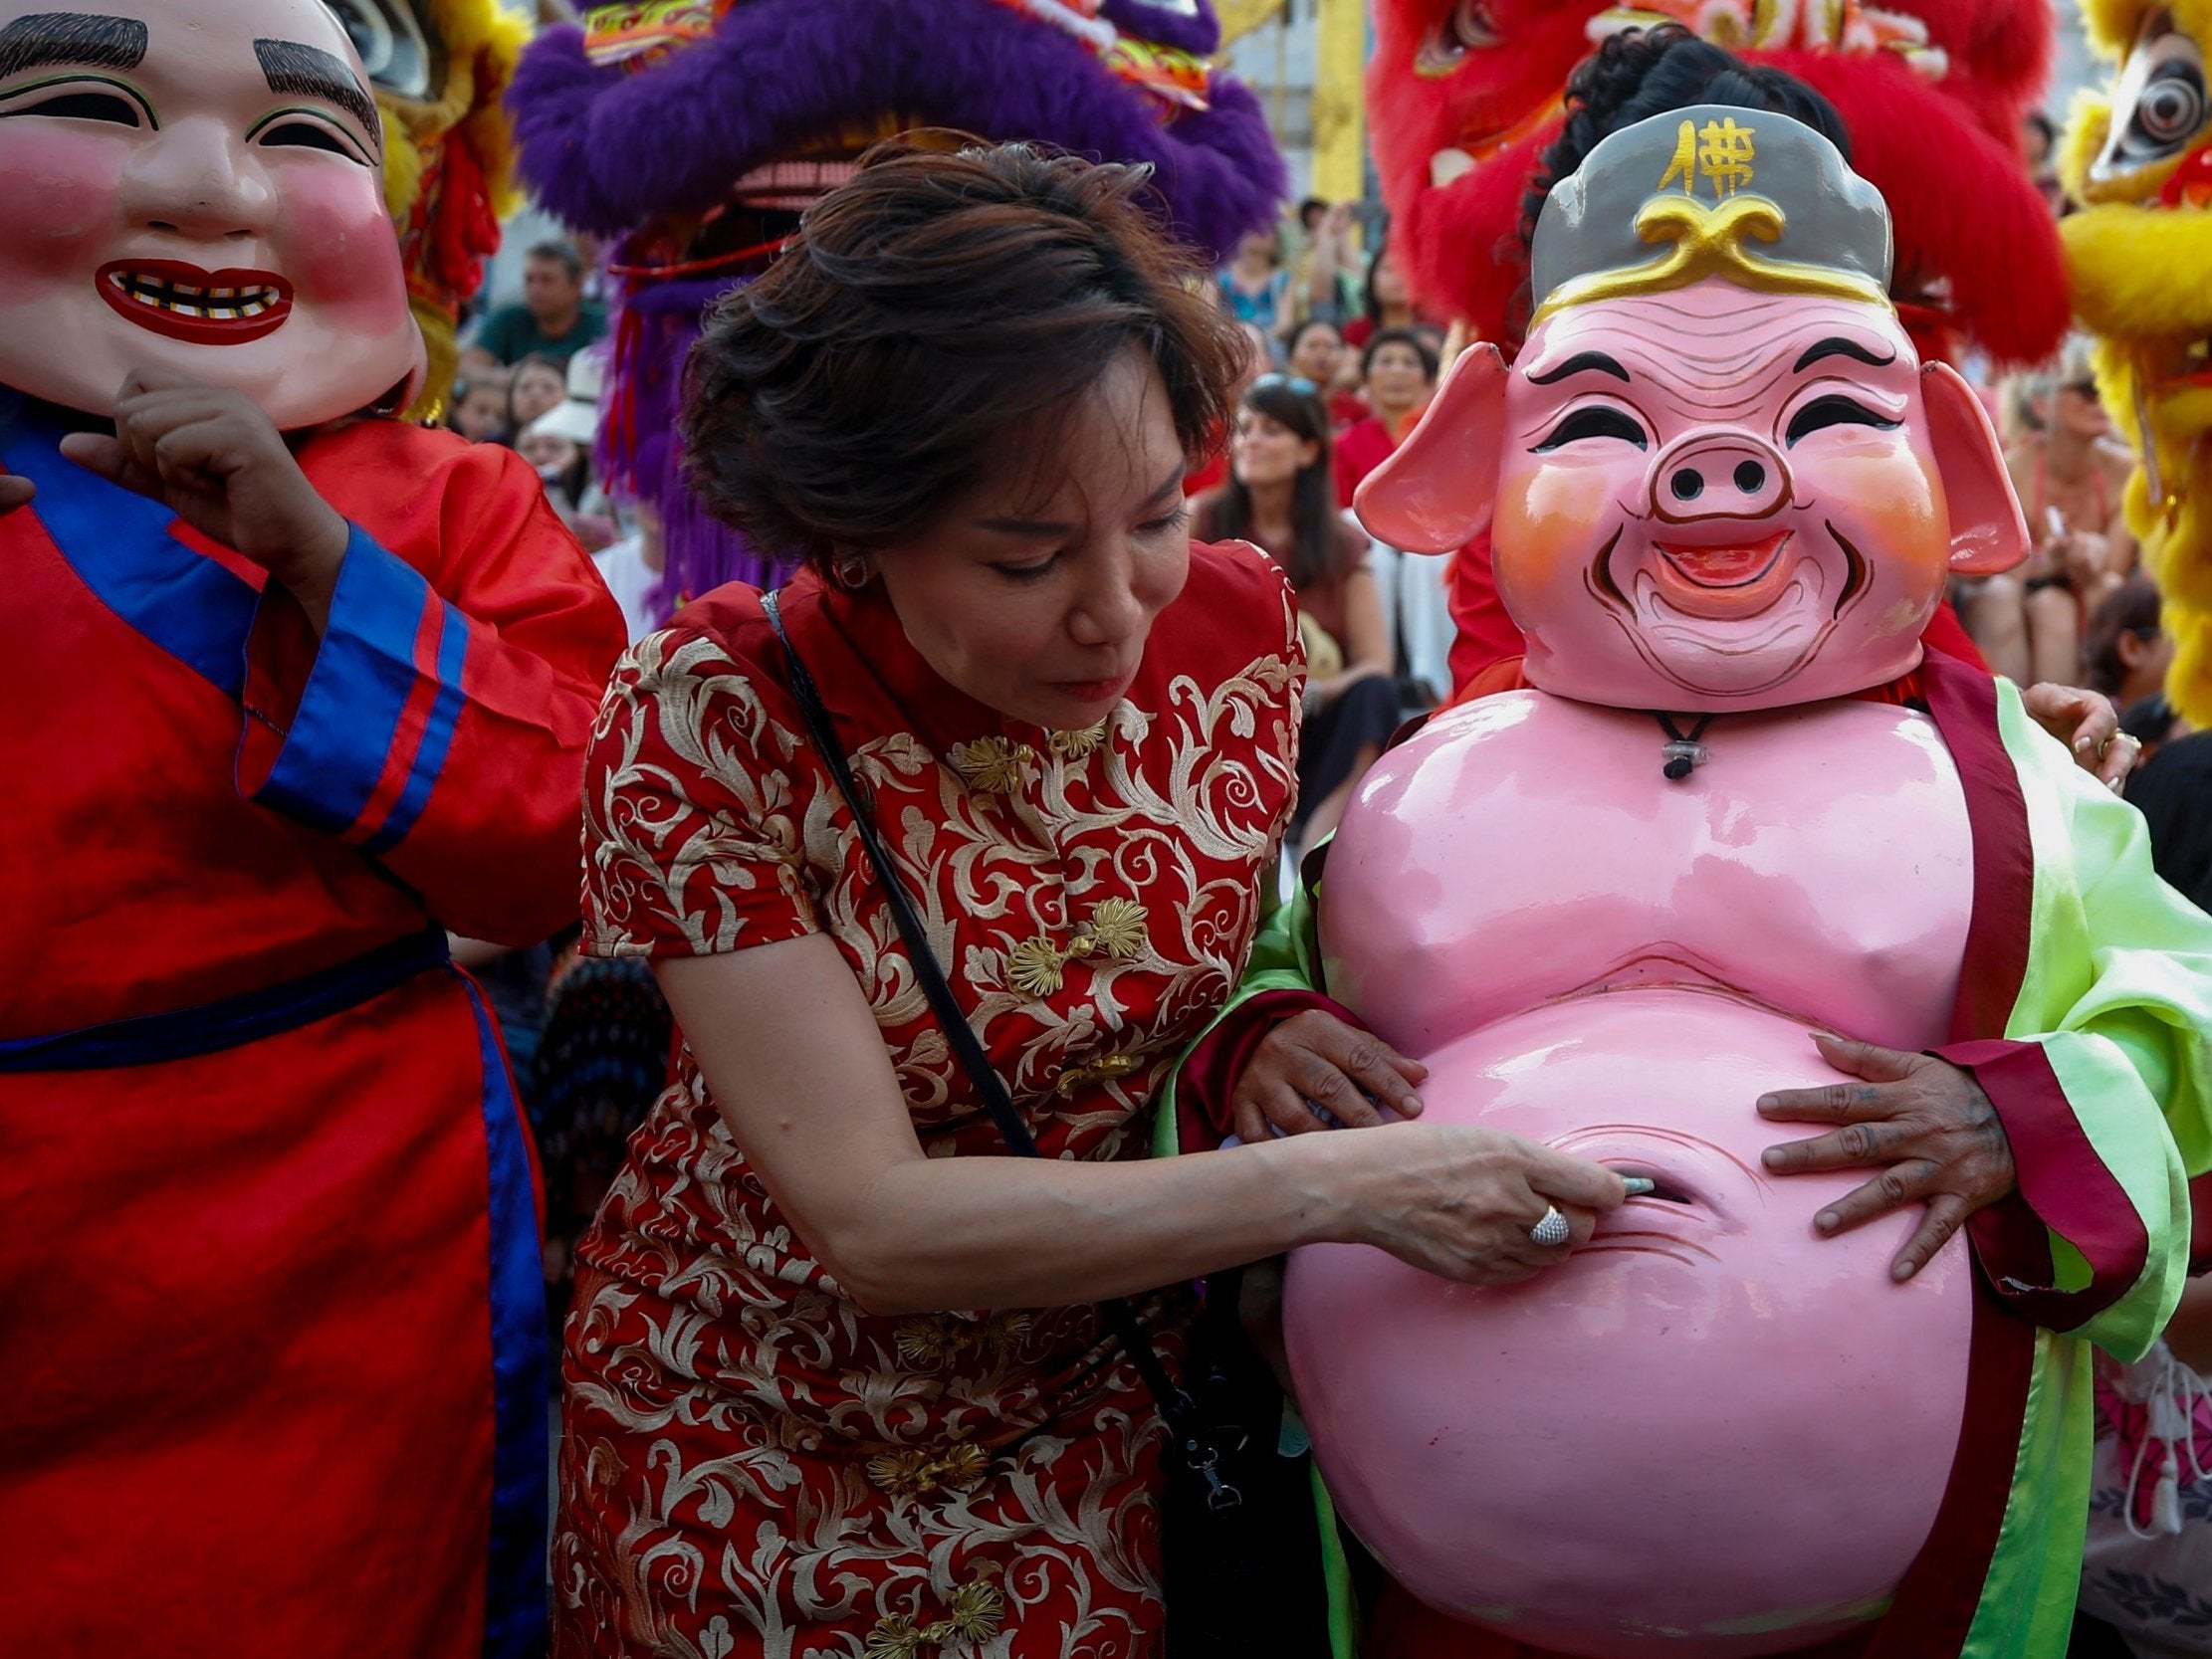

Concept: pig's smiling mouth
[[1653, 529, 1794, 613]]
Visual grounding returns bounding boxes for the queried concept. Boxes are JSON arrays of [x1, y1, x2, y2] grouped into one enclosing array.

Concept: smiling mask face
[[0, 0, 423, 428], [1356, 105, 2029, 710]]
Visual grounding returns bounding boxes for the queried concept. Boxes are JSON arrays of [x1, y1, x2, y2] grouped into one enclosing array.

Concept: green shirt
[[473, 299, 608, 368]]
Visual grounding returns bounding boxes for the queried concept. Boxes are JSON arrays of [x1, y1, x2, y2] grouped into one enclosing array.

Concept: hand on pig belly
[[1284, 994, 1976, 1658]]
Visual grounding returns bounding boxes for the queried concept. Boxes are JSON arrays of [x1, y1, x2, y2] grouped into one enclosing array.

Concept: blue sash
[[0, 931, 451, 1072]]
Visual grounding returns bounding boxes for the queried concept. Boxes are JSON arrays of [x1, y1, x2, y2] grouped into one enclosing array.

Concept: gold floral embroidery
[[940, 1575, 1006, 1641], [1081, 897, 1148, 960], [1006, 934, 1069, 996], [864, 1613, 929, 1659], [865, 1440, 991, 1498], [949, 735, 1033, 794], [893, 1311, 1033, 1367], [1055, 1052, 1144, 1099], [1048, 721, 1109, 759]]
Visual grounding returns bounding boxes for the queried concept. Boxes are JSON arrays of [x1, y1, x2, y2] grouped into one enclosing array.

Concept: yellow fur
[[2060, 0, 2212, 723], [373, 0, 532, 417]]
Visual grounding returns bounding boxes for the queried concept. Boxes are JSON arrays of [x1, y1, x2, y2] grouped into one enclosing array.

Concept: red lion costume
[[1367, 0, 2070, 691], [1370, 0, 2068, 366]]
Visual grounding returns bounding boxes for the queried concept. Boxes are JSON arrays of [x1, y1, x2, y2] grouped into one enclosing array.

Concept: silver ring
[[1528, 1205, 1571, 1248]]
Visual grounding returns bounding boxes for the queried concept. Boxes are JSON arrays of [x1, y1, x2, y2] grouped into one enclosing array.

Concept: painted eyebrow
[[973, 465, 1187, 537], [253, 38, 378, 141], [1793, 336, 1896, 372], [1525, 351, 1632, 386], [0, 13, 148, 78]]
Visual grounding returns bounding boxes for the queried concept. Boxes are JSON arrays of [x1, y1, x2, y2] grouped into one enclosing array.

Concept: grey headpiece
[[1528, 104, 1895, 324]]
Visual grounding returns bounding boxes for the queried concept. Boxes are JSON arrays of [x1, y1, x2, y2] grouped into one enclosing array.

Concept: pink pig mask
[[0, 0, 423, 430], [1358, 114, 2029, 711]]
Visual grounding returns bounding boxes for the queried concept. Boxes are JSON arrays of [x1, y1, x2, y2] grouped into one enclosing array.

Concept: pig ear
[[1921, 360, 2029, 577], [1354, 343, 1509, 554]]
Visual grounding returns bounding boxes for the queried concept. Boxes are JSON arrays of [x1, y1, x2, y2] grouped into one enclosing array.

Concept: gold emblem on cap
[[1658, 116, 1758, 197], [1532, 139, 1892, 327]]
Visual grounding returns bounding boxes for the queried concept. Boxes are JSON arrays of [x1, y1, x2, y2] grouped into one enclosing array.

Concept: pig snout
[[1650, 433, 1792, 524]]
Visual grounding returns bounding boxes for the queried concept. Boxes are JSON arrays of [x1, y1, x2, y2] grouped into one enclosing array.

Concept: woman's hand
[[0, 473, 31, 515], [1344, 1122, 1628, 1287], [60, 368, 349, 623], [2019, 681, 2140, 790], [1756, 1031, 2016, 1283], [1230, 1007, 1427, 1141]]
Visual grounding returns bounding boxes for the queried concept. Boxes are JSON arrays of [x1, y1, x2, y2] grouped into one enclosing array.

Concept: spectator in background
[[590, 497, 666, 643], [447, 369, 512, 444], [462, 239, 607, 373], [1183, 321, 1272, 498], [2085, 576, 2174, 713], [506, 354, 568, 438], [1335, 326, 1439, 508], [1342, 241, 1420, 349], [2003, 341, 2137, 686], [1299, 199, 1360, 324], [1286, 316, 1368, 429], [1217, 227, 1295, 338], [1194, 376, 1397, 858], [2023, 109, 2067, 214]]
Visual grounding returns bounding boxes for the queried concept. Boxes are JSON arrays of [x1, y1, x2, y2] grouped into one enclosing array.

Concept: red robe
[[0, 411, 626, 1657]]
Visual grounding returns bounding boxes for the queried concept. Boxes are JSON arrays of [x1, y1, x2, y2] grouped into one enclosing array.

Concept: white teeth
[[110, 270, 280, 318], [1431, 146, 1476, 188]]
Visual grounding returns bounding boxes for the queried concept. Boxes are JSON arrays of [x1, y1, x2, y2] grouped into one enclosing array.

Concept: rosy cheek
[[0, 131, 126, 288], [1803, 450, 1948, 576], [1493, 460, 1628, 597], [269, 163, 404, 318]]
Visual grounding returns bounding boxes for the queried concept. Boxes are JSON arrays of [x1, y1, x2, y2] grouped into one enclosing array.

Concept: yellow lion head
[[332, 0, 530, 418], [2062, 0, 2212, 720]]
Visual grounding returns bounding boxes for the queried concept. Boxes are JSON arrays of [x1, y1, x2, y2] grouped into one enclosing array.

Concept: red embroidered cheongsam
[[554, 544, 1302, 1659]]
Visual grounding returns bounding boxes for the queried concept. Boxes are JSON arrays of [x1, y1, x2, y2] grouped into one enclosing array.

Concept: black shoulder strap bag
[[762, 590, 1331, 1657]]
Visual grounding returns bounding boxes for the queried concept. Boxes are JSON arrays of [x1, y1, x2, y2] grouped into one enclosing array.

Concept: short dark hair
[[527, 239, 584, 283], [2084, 574, 2163, 697], [683, 142, 1244, 572], [1362, 325, 1439, 384], [1298, 196, 1329, 228], [1285, 316, 1343, 357]]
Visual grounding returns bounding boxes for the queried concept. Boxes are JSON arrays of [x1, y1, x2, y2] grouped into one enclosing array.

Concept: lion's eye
[[2097, 14, 2209, 175], [1419, 0, 1503, 72]]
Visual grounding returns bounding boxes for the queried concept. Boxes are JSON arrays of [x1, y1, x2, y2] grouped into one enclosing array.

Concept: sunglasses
[[1250, 373, 1320, 396]]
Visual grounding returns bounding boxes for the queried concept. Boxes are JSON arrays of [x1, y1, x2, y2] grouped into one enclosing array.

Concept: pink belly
[[1284, 991, 1974, 1656]]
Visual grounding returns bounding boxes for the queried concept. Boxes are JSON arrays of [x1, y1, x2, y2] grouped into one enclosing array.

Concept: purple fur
[[510, 0, 1279, 258], [513, 0, 1284, 613]]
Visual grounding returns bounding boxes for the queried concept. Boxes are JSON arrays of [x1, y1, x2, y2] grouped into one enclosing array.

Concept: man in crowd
[[463, 237, 606, 372]]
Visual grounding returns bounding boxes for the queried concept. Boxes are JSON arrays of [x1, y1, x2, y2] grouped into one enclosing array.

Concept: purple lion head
[[510, 0, 1285, 607]]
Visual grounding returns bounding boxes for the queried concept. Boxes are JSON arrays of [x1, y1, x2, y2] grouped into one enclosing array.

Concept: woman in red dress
[[553, 145, 1632, 1658], [1334, 326, 1441, 508]]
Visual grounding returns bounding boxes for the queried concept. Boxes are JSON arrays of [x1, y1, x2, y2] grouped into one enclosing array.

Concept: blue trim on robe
[[364, 599, 471, 855], [458, 978, 552, 1659], [0, 931, 450, 1071], [252, 525, 439, 839], [2, 423, 258, 700]]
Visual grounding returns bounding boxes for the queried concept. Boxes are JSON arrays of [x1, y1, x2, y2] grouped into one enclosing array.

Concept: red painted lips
[[1651, 529, 1798, 618], [96, 260, 295, 345]]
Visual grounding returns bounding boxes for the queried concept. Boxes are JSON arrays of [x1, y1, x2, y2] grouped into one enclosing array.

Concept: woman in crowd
[[1335, 325, 1440, 507], [2086, 575, 2176, 721], [1217, 225, 1295, 337], [506, 353, 569, 438], [1196, 377, 1400, 859], [1342, 240, 1420, 349], [1999, 344, 2138, 685], [553, 142, 1630, 1659], [1285, 316, 1369, 429]]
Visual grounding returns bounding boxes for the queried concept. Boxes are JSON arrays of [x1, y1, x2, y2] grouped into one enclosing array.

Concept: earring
[[833, 553, 869, 590]]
